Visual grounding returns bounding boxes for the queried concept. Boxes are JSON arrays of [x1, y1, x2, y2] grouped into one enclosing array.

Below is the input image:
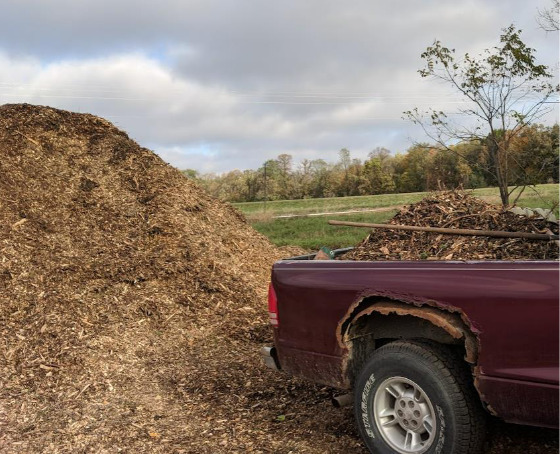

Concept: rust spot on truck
[[336, 290, 482, 394], [473, 366, 499, 416]]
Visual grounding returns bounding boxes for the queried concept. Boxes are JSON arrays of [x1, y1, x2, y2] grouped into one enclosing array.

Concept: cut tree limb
[[327, 220, 559, 241]]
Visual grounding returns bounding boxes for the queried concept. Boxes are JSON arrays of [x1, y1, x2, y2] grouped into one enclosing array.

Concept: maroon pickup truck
[[262, 249, 559, 454]]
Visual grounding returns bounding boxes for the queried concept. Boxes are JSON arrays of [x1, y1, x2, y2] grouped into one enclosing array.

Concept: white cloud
[[0, 0, 557, 172]]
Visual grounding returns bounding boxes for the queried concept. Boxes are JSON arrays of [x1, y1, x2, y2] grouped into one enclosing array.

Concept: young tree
[[405, 25, 558, 206]]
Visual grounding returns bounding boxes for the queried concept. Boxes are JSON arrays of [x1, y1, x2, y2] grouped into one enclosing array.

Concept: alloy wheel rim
[[373, 376, 436, 454]]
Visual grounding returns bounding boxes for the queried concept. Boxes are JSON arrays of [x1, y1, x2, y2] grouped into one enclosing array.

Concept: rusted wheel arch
[[337, 297, 480, 387]]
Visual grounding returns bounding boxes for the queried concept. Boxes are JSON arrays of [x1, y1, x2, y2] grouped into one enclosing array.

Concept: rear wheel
[[354, 340, 486, 454]]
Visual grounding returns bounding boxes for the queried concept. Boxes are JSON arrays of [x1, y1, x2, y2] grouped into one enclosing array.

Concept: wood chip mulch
[[341, 190, 559, 261]]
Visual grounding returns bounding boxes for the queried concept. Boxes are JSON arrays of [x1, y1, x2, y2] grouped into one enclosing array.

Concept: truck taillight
[[268, 282, 278, 326]]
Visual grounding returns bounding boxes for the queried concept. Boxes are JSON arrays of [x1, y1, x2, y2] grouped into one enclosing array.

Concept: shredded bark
[[341, 190, 559, 261], [0, 104, 359, 453]]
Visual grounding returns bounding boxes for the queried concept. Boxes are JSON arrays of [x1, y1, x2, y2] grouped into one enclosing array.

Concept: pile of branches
[[342, 190, 559, 261]]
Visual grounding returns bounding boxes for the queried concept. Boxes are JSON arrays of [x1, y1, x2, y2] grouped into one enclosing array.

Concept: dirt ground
[[0, 104, 557, 453]]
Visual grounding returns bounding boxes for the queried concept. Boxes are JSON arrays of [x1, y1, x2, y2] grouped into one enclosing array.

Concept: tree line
[[187, 23, 558, 206], [183, 124, 558, 203]]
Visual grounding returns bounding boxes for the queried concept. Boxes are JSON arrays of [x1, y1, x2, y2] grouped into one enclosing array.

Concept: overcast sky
[[1, 0, 558, 173]]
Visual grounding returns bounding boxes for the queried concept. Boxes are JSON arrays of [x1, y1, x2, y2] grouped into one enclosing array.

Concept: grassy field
[[252, 211, 399, 250], [234, 184, 559, 250], [235, 191, 427, 216]]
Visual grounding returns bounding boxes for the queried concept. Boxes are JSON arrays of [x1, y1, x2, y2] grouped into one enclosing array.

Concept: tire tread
[[356, 340, 486, 454]]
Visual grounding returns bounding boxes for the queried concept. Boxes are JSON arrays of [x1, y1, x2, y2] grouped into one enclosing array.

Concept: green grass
[[235, 184, 559, 218], [237, 184, 559, 250], [252, 211, 399, 250], [234, 191, 427, 217]]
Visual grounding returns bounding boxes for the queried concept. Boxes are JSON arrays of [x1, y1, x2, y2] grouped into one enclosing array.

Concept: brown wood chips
[[0, 104, 360, 453], [342, 190, 559, 261]]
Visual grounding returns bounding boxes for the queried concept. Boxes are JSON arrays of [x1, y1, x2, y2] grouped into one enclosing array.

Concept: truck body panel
[[270, 259, 559, 427]]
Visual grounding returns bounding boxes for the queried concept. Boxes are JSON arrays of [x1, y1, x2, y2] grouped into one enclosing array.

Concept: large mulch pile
[[342, 190, 559, 261], [0, 104, 360, 453], [0, 104, 556, 454]]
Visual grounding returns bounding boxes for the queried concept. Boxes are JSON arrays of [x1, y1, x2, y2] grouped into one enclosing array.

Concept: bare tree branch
[[537, 0, 560, 31]]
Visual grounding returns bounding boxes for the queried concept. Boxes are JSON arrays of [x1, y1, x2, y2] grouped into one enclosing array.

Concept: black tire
[[354, 340, 486, 454]]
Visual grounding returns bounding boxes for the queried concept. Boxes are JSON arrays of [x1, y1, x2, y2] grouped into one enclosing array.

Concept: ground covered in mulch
[[342, 190, 558, 261], [0, 104, 557, 454]]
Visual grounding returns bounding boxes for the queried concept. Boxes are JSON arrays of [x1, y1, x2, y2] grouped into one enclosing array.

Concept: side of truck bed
[[268, 259, 559, 428]]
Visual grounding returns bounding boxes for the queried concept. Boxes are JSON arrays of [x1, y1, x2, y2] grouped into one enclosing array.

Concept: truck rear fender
[[336, 294, 489, 410]]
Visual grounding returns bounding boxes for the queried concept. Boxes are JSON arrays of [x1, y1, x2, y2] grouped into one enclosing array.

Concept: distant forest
[[183, 124, 559, 203]]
